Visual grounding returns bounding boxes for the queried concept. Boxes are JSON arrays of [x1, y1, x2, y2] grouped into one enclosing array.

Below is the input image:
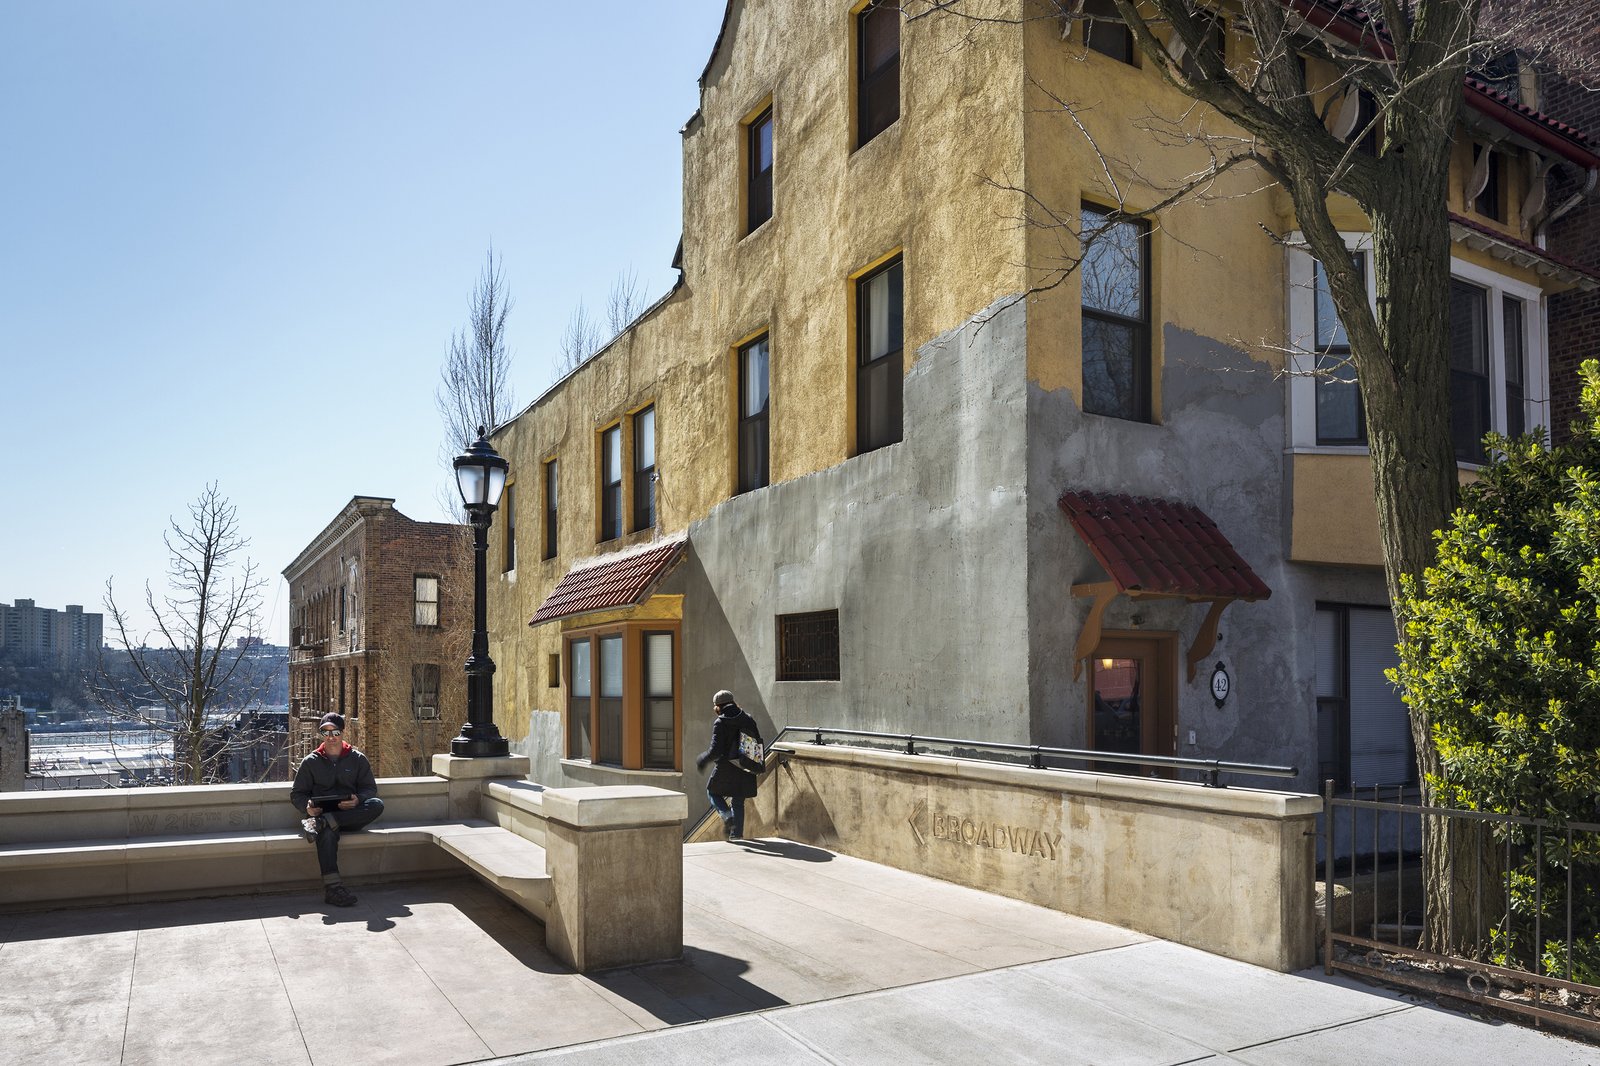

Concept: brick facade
[[1542, 37, 1600, 441], [283, 497, 471, 777]]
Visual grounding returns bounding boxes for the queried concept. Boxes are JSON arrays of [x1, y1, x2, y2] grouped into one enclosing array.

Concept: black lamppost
[[451, 426, 511, 758]]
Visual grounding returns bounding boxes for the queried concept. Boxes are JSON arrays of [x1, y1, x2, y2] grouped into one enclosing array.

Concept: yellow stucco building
[[482, 1, 1599, 806]]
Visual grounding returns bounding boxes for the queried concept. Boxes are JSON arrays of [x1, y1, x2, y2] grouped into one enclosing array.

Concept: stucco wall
[[489, 0, 1032, 758]]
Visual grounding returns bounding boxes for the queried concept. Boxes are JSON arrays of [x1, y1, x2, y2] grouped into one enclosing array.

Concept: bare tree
[[552, 268, 652, 381], [605, 266, 647, 334], [437, 247, 518, 518], [919, 0, 1597, 951], [91, 485, 274, 785]]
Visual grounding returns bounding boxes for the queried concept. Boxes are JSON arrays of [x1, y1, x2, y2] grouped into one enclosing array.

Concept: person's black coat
[[696, 702, 761, 799]]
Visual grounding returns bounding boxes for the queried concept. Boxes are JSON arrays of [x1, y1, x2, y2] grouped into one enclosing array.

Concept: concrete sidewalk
[[0, 838, 1592, 1065]]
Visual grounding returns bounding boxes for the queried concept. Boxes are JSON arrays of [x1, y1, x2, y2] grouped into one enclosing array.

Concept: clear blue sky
[[0, 1, 728, 647]]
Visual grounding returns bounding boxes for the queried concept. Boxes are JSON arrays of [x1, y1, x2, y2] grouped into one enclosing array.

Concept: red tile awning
[[1058, 491, 1270, 680], [1059, 491, 1271, 601], [530, 537, 686, 626]]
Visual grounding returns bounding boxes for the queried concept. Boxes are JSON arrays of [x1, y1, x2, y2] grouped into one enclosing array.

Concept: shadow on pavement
[[738, 838, 833, 862]]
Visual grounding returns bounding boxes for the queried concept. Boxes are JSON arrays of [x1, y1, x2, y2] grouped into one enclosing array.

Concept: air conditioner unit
[[417, 706, 439, 720]]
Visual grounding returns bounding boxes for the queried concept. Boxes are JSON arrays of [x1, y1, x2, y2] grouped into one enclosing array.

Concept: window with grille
[[777, 610, 841, 681]]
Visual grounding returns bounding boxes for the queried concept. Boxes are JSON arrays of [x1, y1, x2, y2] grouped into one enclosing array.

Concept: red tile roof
[[1058, 491, 1271, 601], [530, 537, 687, 625], [1449, 211, 1600, 287]]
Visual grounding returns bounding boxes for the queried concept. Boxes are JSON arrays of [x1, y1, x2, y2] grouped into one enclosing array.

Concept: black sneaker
[[324, 884, 358, 907]]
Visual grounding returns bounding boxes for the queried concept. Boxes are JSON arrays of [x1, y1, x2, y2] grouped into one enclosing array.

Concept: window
[[1080, 204, 1152, 422], [1314, 253, 1366, 445], [568, 637, 591, 759], [1504, 296, 1526, 439], [747, 106, 773, 233], [600, 424, 622, 541], [1353, 89, 1380, 157], [565, 623, 680, 770], [543, 458, 558, 560], [412, 664, 440, 720], [338, 585, 347, 632], [1315, 605, 1413, 792], [642, 631, 675, 768], [1083, 0, 1133, 63], [1451, 280, 1491, 463], [858, 0, 900, 146], [502, 482, 516, 573], [1287, 239, 1545, 459], [633, 405, 656, 532], [1179, 11, 1224, 82], [414, 576, 439, 627], [857, 256, 904, 453], [1473, 146, 1502, 221], [777, 610, 841, 681], [738, 334, 771, 492]]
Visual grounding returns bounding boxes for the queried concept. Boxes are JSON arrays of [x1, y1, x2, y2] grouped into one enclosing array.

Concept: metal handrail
[[771, 725, 1297, 787], [684, 723, 1298, 841]]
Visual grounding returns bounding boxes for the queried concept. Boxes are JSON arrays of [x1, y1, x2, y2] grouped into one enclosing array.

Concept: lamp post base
[[451, 724, 511, 759]]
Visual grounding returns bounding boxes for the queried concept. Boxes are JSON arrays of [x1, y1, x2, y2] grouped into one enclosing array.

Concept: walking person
[[289, 713, 383, 907], [695, 689, 762, 841]]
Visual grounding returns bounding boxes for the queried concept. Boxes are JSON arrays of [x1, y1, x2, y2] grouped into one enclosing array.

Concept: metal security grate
[[777, 610, 840, 681]]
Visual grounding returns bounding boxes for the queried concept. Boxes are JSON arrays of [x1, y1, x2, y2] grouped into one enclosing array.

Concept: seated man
[[289, 713, 383, 907]]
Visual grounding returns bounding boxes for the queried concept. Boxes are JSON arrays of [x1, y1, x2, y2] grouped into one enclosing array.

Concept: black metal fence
[[1321, 781, 1600, 1037]]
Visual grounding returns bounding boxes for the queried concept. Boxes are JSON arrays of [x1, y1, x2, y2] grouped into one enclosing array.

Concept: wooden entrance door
[[1087, 632, 1177, 763]]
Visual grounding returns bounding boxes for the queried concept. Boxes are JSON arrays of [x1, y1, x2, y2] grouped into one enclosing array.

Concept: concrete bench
[[0, 756, 685, 972]]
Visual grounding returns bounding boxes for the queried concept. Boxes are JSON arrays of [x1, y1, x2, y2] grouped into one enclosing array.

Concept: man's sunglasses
[[319, 729, 342, 737]]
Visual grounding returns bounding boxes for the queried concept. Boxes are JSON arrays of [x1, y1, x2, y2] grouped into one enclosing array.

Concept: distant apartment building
[[282, 497, 471, 777], [0, 600, 103, 664], [0, 700, 24, 792]]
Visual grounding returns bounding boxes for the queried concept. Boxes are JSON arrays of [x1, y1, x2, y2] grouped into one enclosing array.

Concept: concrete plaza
[[1, 839, 1592, 1066]]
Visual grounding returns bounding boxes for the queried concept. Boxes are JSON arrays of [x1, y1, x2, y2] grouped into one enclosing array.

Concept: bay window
[[1287, 237, 1546, 458], [564, 621, 680, 771]]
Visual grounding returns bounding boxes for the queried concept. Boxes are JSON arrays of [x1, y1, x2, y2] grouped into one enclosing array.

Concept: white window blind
[[645, 633, 673, 697]]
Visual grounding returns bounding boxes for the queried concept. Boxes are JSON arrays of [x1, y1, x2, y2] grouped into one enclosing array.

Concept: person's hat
[[712, 690, 736, 708], [319, 712, 346, 732]]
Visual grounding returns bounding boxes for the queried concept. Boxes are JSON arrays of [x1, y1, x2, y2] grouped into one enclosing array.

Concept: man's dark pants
[[315, 797, 384, 876]]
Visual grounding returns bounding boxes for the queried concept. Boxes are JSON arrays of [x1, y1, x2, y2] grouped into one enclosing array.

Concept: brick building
[[1545, 23, 1600, 438], [282, 497, 471, 777]]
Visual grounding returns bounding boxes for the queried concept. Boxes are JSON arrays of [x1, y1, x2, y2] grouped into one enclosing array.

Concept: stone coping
[[0, 776, 448, 815], [540, 785, 688, 830], [771, 742, 1321, 818]]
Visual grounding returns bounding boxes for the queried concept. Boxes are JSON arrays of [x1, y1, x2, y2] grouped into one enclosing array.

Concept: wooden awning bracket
[[1071, 581, 1118, 681], [1185, 599, 1230, 683]]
